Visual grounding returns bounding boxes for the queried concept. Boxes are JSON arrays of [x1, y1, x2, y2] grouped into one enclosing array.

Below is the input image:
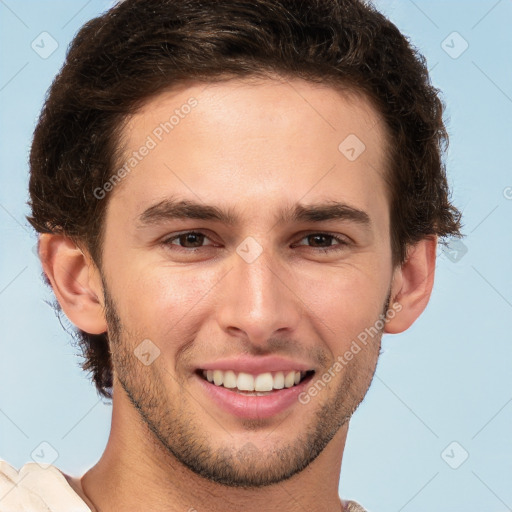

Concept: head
[[29, 0, 461, 488]]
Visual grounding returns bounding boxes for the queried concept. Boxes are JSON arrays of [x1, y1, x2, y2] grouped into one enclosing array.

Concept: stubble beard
[[103, 281, 388, 488]]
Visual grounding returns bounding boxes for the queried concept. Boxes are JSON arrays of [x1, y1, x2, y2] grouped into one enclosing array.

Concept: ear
[[384, 236, 437, 334], [38, 233, 107, 335]]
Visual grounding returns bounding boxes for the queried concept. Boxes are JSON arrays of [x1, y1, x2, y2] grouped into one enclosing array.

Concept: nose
[[216, 247, 302, 348]]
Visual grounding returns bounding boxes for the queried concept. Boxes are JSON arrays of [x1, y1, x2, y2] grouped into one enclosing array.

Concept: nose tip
[[216, 251, 302, 346]]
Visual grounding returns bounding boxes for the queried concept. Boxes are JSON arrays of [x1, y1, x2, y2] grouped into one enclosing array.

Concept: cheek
[[115, 264, 220, 332], [293, 262, 390, 347]]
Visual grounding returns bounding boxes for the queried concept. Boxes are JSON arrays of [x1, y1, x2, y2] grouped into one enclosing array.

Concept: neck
[[80, 392, 349, 512]]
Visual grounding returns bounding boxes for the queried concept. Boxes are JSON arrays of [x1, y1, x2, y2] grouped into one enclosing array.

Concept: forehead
[[112, 77, 390, 224]]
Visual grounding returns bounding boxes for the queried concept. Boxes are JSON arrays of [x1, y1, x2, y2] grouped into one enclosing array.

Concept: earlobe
[[38, 234, 107, 335], [384, 236, 437, 334]]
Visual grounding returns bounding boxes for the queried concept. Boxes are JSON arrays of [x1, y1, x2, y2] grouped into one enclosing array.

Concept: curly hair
[[27, 0, 462, 398]]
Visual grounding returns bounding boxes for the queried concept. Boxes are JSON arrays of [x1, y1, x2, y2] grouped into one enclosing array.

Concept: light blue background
[[1, 1, 511, 510]]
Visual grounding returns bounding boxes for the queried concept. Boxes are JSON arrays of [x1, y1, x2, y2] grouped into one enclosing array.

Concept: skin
[[40, 77, 436, 512]]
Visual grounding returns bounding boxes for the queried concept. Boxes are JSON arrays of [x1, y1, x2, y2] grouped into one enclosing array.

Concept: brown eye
[[307, 234, 335, 247], [163, 231, 213, 249], [295, 232, 350, 251], [177, 233, 205, 248]]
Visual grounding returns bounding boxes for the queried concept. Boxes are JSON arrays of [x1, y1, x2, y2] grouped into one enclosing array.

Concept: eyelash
[[161, 231, 351, 253]]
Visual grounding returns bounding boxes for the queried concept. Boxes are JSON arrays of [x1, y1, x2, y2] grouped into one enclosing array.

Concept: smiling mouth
[[196, 369, 315, 396]]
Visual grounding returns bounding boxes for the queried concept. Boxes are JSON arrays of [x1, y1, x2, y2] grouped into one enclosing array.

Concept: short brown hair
[[28, 0, 462, 398]]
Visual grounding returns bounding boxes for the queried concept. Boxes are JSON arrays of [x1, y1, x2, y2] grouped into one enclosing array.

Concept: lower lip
[[196, 372, 315, 420]]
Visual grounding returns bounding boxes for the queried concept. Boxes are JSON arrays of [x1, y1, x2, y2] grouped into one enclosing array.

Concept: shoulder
[[0, 459, 91, 511]]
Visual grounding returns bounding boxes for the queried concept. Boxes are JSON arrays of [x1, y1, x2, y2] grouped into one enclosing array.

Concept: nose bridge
[[237, 246, 278, 310], [217, 242, 300, 342]]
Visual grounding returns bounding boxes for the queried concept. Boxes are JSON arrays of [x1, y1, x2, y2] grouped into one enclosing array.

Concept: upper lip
[[197, 356, 315, 374]]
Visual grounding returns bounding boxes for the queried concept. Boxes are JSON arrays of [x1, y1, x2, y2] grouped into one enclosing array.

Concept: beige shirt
[[0, 460, 367, 511], [343, 500, 368, 512], [0, 459, 91, 511]]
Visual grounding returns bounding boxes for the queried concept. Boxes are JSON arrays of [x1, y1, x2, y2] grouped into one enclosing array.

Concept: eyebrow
[[137, 197, 371, 229]]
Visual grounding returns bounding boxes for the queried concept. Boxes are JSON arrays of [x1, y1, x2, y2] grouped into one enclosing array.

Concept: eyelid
[[161, 230, 352, 252], [292, 231, 352, 248], [162, 230, 217, 247]]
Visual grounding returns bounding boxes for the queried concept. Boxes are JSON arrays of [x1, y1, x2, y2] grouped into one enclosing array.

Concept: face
[[100, 77, 395, 487]]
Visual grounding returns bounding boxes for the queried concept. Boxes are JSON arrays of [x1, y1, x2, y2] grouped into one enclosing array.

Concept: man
[[0, 0, 461, 510]]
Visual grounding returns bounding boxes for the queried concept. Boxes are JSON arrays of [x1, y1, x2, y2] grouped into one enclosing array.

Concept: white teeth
[[223, 370, 237, 388], [254, 372, 273, 392], [213, 369, 223, 386], [202, 369, 308, 392], [237, 372, 254, 391], [273, 371, 285, 389], [284, 371, 296, 388]]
